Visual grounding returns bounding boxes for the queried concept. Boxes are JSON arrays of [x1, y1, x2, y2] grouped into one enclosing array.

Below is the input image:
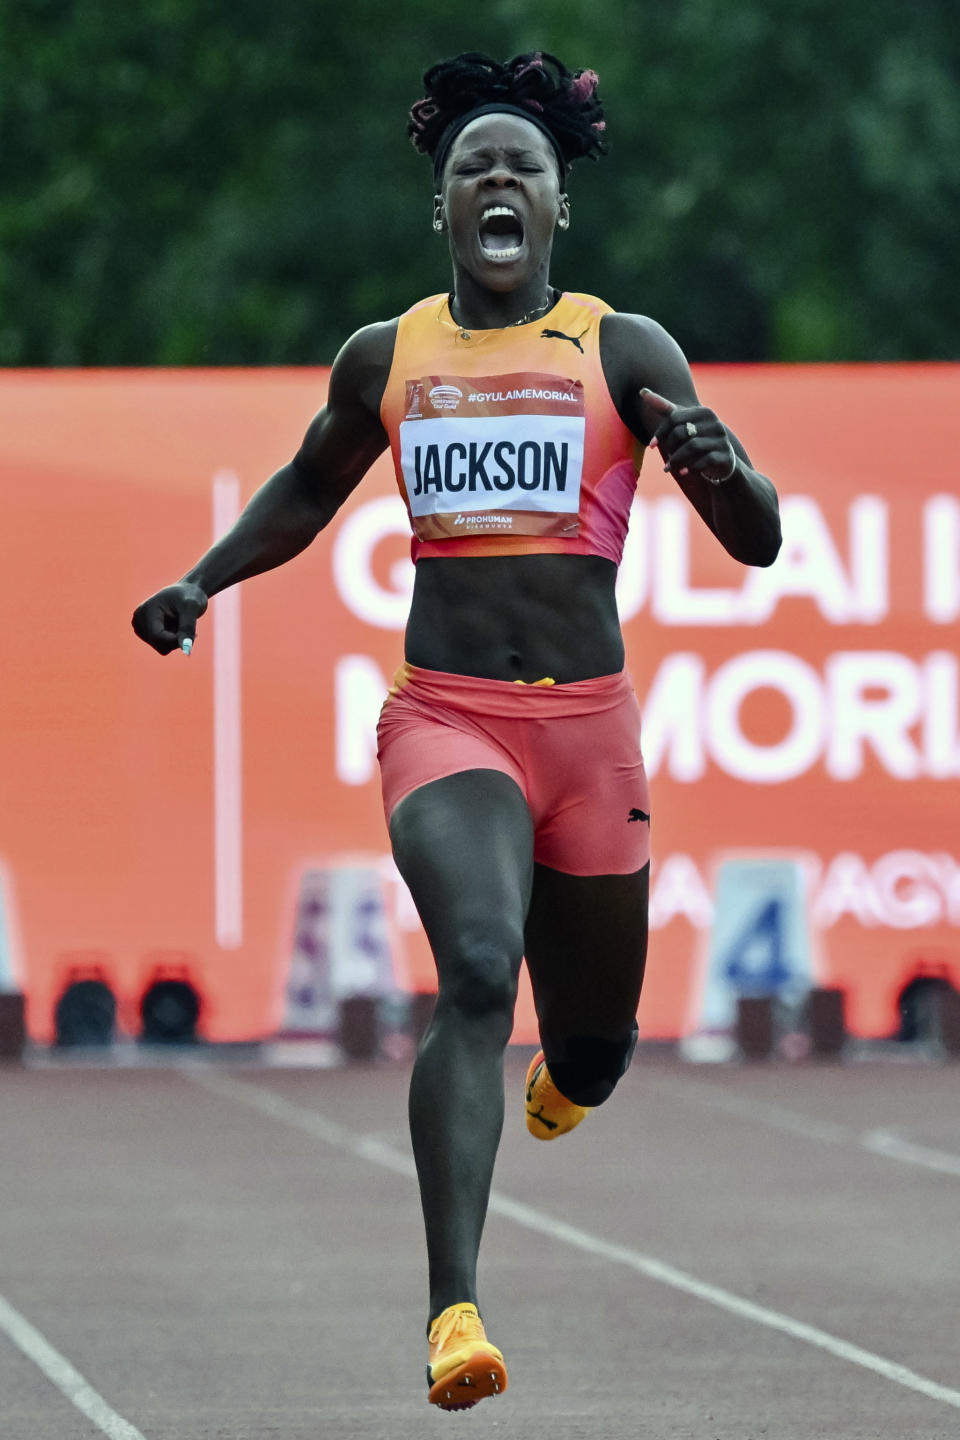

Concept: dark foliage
[[2, 1, 957, 364]]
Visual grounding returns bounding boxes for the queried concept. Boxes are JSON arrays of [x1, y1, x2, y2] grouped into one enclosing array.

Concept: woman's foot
[[524, 1050, 590, 1139], [427, 1302, 507, 1410]]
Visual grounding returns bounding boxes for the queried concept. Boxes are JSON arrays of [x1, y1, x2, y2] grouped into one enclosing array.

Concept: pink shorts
[[376, 664, 651, 876]]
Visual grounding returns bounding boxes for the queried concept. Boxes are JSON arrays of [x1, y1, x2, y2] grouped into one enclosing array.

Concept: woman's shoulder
[[332, 317, 401, 383], [561, 296, 682, 355], [330, 293, 451, 413], [599, 311, 692, 387], [595, 312, 698, 434], [598, 309, 677, 348], [326, 318, 402, 419]]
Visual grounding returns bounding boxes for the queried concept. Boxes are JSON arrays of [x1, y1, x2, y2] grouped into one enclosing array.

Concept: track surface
[[2, 1050, 959, 1439]]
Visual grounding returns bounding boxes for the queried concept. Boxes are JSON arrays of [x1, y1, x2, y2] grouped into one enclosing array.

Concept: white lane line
[[648, 1074, 960, 1178], [187, 1071, 960, 1414], [484, 1193, 960, 1411], [862, 1129, 960, 1177], [0, 1295, 147, 1440]]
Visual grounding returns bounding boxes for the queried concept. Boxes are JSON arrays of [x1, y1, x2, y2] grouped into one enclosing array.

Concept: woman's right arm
[[132, 320, 397, 654]]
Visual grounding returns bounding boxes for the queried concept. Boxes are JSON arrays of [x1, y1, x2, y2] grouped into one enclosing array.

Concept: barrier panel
[[2, 364, 957, 1042]]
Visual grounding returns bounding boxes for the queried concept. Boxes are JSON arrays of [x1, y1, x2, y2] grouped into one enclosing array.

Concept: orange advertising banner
[[1, 365, 958, 1043]]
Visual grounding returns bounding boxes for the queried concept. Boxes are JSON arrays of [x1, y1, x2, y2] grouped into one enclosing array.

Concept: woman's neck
[[447, 274, 557, 331]]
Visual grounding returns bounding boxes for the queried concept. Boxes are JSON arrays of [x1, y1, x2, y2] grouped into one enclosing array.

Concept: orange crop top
[[379, 291, 645, 564]]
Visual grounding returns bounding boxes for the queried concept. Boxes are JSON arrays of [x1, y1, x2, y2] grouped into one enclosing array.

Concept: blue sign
[[694, 858, 814, 1034]]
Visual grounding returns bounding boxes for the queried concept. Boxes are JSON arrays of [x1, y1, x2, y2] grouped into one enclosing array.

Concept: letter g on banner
[[332, 497, 412, 630]]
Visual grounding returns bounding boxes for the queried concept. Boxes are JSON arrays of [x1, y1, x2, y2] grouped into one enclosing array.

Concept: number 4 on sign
[[694, 858, 814, 1033], [720, 898, 793, 994]]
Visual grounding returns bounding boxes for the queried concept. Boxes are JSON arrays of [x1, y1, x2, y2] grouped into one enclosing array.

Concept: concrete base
[[338, 996, 379, 1062], [736, 996, 774, 1060], [807, 987, 847, 1058], [0, 992, 26, 1061], [935, 986, 960, 1057]]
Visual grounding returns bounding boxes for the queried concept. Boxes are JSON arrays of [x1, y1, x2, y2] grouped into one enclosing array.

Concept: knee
[[435, 921, 523, 1025], [545, 1026, 638, 1107]]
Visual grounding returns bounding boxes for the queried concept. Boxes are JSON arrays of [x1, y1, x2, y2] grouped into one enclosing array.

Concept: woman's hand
[[639, 388, 737, 486], [132, 582, 209, 655]]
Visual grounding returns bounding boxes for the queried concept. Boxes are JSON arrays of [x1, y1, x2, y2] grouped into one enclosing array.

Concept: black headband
[[432, 102, 568, 186]]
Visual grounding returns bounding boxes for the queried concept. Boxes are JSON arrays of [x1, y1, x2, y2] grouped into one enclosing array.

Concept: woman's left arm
[[600, 311, 782, 567]]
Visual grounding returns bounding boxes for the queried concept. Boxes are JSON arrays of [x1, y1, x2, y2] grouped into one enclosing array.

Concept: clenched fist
[[132, 582, 209, 656], [639, 388, 737, 486]]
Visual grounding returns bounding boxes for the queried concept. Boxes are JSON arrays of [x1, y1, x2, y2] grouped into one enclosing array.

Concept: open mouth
[[478, 206, 525, 261]]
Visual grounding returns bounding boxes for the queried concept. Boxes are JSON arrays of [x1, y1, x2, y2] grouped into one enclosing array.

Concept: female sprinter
[[133, 51, 781, 1412]]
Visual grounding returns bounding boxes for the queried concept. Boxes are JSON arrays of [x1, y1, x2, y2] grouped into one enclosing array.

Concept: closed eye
[[455, 164, 541, 176]]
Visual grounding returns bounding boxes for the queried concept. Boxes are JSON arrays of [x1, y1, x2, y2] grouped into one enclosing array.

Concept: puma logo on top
[[541, 327, 589, 353]]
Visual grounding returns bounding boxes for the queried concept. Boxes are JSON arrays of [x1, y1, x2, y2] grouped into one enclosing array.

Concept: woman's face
[[437, 114, 569, 293]]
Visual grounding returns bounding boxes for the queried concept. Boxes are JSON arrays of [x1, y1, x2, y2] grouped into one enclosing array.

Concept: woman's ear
[[433, 194, 445, 233], [557, 194, 571, 231]]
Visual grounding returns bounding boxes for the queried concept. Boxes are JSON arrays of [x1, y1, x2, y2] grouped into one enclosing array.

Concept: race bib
[[398, 372, 585, 540]]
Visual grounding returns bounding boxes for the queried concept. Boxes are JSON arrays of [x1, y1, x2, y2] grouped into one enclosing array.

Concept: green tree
[[2, 0, 957, 363]]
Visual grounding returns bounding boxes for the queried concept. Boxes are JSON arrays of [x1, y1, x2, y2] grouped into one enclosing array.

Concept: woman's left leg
[[523, 862, 649, 1108]]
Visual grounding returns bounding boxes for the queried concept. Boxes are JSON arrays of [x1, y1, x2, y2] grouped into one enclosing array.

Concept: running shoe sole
[[427, 1352, 508, 1410]]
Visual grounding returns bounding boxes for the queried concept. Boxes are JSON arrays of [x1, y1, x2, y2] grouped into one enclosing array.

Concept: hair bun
[[408, 51, 607, 170]]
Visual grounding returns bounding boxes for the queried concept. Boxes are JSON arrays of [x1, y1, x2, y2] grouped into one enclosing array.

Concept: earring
[[433, 218, 444, 232], [558, 217, 570, 230]]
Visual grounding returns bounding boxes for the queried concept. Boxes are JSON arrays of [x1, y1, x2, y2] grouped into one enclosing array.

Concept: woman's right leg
[[388, 767, 534, 1326]]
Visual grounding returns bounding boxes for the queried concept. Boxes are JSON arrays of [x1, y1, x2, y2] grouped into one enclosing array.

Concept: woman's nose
[[482, 166, 519, 188]]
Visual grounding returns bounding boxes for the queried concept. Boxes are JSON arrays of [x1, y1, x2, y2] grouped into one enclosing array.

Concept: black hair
[[408, 51, 608, 184]]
